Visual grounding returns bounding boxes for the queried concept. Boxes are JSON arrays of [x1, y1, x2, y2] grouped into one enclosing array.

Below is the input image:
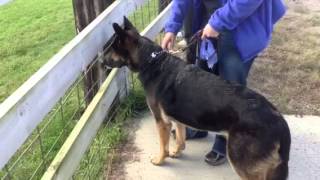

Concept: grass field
[[0, 0, 75, 102]]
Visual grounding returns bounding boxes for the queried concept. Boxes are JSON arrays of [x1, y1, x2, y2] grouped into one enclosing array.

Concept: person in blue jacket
[[161, 0, 286, 166]]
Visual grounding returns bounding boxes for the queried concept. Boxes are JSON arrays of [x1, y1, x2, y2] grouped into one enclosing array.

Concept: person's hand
[[161, 32, 176, 50], [201, 24, 219, 39]]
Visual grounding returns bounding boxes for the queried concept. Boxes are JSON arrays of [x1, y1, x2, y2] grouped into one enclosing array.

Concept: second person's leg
[[205, 30, 255, 166]]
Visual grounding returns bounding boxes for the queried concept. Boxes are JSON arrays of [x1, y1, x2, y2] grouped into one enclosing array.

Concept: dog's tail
[[268, 121, 291, 180]]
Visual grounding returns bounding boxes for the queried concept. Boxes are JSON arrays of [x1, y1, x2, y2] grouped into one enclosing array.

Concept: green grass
[[0, 0, 75, 102]]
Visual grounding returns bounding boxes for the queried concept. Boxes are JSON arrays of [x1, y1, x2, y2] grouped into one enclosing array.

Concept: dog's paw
[[151, 156, 165, 165], [169, 150, 182, 158], [169, 144, 185, 158], [180, 143, 186, 150]]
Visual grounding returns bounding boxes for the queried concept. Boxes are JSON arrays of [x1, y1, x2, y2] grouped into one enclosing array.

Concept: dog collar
[[150, 51, 164, 59], [149, 51, 166, 63]]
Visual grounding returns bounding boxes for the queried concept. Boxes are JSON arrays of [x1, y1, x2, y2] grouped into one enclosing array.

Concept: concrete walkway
[[124, 113, 320, 180]]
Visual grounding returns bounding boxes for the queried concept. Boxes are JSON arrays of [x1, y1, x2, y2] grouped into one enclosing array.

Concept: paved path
[[124, 113, 320, 180]]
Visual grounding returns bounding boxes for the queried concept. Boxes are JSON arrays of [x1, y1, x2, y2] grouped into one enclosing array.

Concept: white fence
[[0, 0, 172, 178]]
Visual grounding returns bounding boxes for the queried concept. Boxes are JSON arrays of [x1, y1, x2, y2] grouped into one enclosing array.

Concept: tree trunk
[[72, 0, 114, 105]]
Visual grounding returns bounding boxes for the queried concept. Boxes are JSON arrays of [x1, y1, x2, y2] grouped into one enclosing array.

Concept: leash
[[100, 30, 216, 64], [150, 30, 211, 60], [101, 31, 202, 59], [168, 30, 203, 55], [181, 30, 203, 52]]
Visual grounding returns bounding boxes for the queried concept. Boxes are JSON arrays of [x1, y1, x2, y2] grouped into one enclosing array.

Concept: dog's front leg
[[151, 119, 172, 165], [146, 97, 171, 165], [170, 122, 186, 158]]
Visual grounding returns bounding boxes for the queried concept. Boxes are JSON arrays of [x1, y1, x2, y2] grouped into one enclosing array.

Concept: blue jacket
[[165, 0, 286, 61]]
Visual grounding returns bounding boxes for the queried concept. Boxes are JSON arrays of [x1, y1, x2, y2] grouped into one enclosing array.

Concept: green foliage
[[0, 0, 75, 102]]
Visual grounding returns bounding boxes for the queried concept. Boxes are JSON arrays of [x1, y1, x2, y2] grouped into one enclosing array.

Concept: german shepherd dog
[[102, 17, 291, 180]]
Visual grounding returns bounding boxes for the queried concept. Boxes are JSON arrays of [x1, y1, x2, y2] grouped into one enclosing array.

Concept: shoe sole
[[204, 157, 227, 166]]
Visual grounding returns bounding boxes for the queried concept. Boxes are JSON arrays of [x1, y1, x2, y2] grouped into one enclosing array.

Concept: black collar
[[148, 50, 166, 62]]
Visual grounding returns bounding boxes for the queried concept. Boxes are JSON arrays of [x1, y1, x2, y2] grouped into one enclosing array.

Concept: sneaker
[[204, 151, 227, 166]]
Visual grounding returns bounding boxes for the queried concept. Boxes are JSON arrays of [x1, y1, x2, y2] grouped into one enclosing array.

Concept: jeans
[[187, 30, 254, 155]]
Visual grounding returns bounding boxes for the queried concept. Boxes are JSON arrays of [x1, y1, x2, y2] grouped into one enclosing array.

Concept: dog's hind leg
[[227, 130, 283, 180], [151, 119, 172, 165], [170, 122, 186, 158], [265, 160, 288, 180]]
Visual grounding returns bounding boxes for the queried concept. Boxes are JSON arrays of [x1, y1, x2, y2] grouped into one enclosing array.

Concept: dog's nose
[[97, 51, 113, 70]]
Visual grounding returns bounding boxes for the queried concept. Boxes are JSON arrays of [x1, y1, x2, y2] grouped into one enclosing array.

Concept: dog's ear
[[113, 22, 138, 40], [113, 23, 126, 37], [123, 16, 134, 30], [123, 16, 139, 34]]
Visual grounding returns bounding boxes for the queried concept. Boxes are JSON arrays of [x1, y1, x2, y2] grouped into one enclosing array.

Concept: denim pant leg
[[212, 31, 255, 155], [217, 31, 254, 86]]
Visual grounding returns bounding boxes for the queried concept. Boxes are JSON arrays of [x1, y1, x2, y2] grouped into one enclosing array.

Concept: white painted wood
[[0, 0, 146, 169], [41, 4, 172, 179], [116, 67, 130, 100]]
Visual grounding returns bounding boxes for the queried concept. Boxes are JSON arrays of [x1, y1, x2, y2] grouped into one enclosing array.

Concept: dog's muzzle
[[97, 51, 113, 70]]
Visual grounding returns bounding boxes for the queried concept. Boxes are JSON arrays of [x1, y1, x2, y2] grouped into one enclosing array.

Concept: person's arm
[[164, 0, 190, 34], [208, 0, 264, 32], [162, 0, 190, 50]]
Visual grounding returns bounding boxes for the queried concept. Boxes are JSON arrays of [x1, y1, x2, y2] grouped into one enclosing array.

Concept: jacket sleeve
[[208, 0, 264, 32], [164, 0, 190, 34]]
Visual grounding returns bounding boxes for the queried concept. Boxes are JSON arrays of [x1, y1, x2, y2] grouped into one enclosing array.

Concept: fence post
[[72, 0, 114, 105]]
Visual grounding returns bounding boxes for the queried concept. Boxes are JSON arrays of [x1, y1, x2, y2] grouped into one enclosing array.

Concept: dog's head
[[101, 17, 162, 72]]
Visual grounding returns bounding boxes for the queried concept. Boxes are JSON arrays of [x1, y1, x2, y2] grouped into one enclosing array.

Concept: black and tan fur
[[101, 17, 291, 180]]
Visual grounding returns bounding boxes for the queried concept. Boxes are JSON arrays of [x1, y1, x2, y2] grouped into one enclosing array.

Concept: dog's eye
[[114, 39, 122, 48]]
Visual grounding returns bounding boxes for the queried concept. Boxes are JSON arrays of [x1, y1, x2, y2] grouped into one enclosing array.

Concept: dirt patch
[[286, 0, 320, 12], [104, 115, 143, 180], [248, 0, 320, 115]]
